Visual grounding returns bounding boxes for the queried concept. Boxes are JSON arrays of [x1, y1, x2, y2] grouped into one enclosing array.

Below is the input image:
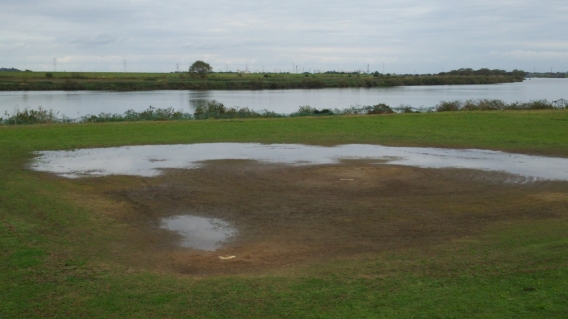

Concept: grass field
[[0, 71, 523, 91], [1, 111, 568, 318]]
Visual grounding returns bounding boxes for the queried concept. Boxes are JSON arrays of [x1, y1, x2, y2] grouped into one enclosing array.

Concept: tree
[[189, 60, 212, 77]]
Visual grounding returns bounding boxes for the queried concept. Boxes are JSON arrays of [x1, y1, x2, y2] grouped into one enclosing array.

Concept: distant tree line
[[527, 72, 567, 78], [439, 68, 526, 77]]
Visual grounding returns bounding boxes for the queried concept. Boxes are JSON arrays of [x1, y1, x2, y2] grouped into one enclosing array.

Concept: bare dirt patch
[[66, 160, 568, 275]]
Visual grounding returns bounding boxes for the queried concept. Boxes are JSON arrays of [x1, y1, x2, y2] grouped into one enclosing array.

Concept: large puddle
[[160, 215, 236, 251], [31, 143, 568, 181]]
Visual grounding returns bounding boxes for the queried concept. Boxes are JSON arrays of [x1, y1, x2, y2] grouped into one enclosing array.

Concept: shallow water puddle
[[160, 215, 236, 251], [30, 143, 568, 181]]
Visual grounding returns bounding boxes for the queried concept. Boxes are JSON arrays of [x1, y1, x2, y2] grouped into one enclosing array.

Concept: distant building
[[553, 99, 568, 108]]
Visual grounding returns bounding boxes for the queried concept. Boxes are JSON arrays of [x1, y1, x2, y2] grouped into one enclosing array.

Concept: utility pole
[[53, 58, 57, 72], [123, 60, 127, 72]]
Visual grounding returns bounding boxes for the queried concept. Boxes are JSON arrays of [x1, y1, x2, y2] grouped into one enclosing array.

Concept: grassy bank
[[0, 70, 524, 91], [1, 111, 568, 318], [2, 110, 568, 154]]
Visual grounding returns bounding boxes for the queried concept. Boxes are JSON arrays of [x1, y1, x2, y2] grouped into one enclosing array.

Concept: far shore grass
[[1, 110, 568, 318], [0, 70, 523, 91]]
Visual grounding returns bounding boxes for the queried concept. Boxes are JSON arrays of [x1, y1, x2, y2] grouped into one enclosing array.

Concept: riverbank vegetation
[[2, 98, 564, 125], [0, 68, 525, 91], [434, 99, 562, 112]]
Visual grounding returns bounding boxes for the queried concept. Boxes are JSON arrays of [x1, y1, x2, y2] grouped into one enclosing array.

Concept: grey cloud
[[70, 34, 116, 46], [1, 0, 567, 73]]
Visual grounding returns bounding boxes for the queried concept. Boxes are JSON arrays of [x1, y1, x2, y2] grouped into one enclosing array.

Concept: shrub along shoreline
[[1, 99, 564, 125]]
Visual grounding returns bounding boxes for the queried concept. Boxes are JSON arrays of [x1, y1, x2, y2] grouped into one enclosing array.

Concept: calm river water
[[1, 78, 566, 118]]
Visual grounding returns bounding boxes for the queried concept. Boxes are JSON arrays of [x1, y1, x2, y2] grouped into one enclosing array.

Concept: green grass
[[3, 110, 568, 155], [0, 71, 523, 91], [1, 111, 568, 318]]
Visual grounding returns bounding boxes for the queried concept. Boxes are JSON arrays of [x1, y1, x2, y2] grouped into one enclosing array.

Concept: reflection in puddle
[[31, 143, 568, 181], [160, 215, 236, 251]]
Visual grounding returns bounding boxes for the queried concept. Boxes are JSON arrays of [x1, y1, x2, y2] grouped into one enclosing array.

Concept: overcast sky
[[2, 0, 567, 73]]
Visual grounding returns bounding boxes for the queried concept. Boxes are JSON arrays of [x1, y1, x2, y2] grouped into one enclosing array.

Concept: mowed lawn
[[1, 110, 568, 318]]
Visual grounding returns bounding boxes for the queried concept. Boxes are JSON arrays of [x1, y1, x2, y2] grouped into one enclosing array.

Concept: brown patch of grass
[[48, 160, 568, 276], [531, 192, 568, 202]]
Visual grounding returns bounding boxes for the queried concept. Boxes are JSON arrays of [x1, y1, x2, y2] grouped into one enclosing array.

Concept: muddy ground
[[67, 160, 568, 275]]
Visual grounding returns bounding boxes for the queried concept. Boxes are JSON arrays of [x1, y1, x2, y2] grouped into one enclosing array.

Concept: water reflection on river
[[1, 78, 566, 118]]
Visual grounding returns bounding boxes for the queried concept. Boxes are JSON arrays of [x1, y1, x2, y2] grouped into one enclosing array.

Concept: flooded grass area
[[2, 112, 568, 318], [53, 158, 566, 275], [31, 143, 568, 181], [160, 215, 236, 251], [25, 144, 568, 274]]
